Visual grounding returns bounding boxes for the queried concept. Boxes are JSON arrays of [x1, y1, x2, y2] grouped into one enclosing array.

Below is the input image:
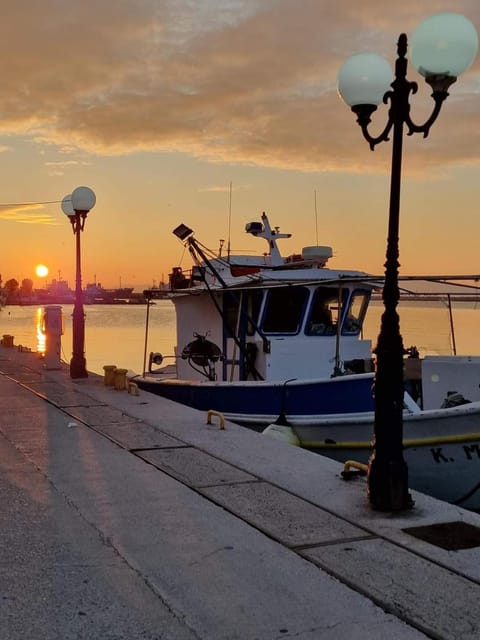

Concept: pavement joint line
[[129, 445, 195, 452], [292, 535, 378, 551], [189, 479, 262, 489]]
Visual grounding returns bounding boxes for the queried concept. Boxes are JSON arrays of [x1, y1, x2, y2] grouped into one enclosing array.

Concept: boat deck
[[2, 341, 480, 639]]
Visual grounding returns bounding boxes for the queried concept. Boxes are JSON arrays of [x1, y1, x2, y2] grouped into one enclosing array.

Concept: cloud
[[0, 0, 479, 174], [44, 161, 90, 167], [198, 183, 251, 192], [0, 203, 58, 225], [44, 159, 91, 176]]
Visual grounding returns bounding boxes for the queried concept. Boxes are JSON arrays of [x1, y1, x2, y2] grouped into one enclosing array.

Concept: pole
[[70, 211, 88, 378], [368, 101, 411, 510], [446, 294, 457, 356], [341, 17, 473, 510], [142, 296, 152, 377], [367, 36, 412, 510]]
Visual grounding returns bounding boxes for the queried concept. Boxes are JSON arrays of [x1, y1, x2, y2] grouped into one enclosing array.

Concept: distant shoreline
[[371, 294, 480, 303]]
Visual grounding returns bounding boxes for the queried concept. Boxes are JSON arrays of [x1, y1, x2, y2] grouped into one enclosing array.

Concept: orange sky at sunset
[[1, 0, 480, 290]]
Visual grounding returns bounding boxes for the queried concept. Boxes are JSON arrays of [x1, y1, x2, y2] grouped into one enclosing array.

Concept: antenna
[[227, 181, 232, 260], [314, 190, 319, 246]]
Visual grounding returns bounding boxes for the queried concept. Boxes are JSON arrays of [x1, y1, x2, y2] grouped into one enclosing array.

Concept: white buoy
[[262, 423, 300, 446]]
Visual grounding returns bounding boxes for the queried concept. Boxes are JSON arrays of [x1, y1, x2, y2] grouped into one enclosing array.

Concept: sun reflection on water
[[35, 307, 46, 355]]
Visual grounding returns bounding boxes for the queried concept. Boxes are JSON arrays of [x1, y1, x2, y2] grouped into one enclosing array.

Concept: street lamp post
[[338, 13, 478, 511], [61, 186, 96, 379]]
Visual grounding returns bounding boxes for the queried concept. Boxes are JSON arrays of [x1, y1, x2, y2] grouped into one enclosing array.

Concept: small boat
[[136, 213, 379, 423], [281, 394, 480, 511]]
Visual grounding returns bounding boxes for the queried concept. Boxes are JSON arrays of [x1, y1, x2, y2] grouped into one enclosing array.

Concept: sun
[[35, 264, 49, 278]]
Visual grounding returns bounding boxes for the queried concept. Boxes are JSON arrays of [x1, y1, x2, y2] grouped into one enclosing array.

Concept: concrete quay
[[2, 343, 480, 639]]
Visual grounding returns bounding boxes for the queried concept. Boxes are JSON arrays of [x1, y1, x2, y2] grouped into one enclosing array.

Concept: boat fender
[[263, 424, 300, 446]]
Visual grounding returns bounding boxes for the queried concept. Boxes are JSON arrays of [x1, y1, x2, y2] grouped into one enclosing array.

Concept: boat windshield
[[223, 285, 370, 338], [305, 287, 345, 336], [343, 290, 370, 335], [262, 286, 309, 334]]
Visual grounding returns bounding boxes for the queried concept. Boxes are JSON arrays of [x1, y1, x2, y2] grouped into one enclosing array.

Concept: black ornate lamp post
[[338, 12, 478, 511], [61, 186, 96, 379]]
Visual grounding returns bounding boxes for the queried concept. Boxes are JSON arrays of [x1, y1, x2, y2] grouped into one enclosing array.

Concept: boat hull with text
[[291, 402, 480, 511]]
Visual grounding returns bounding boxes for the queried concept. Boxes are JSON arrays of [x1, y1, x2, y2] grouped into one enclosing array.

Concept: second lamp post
[[61, 186, 96, 379], [338, 12, 478, 511]]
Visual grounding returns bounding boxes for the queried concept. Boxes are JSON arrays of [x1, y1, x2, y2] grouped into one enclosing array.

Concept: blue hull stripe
[[135, 375, 375, 418]]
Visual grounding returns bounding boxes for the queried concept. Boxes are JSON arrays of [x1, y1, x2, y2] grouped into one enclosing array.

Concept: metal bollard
[[103, 365, 117, 387], [114, 368, 128, 391], [2, 334, 14, 348]]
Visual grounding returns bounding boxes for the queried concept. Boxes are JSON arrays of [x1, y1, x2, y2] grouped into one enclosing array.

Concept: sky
[[1, 0, 480, 291]]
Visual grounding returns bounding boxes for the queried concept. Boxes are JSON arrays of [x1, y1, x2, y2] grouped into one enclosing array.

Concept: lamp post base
[[70, 356, 88, 379], [368, 455, 414, 511]]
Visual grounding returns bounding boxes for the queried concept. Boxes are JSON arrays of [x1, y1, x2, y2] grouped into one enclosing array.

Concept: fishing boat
[[136, 213, 380, 423], [134, 213, 480, 510], [136, 214, 480, 424], [281, 394, 480, 511]]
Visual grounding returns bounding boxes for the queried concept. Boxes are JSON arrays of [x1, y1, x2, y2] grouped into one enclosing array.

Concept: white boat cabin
[[162, 214, 376, 383], [172, 283, 373, 382]]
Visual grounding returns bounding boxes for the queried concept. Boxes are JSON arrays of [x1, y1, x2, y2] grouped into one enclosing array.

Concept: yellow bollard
[[103, 365, 117, 387], [206, 410, 225, 430], [128, 381, 140, 396], [114, 368, 128, 391]]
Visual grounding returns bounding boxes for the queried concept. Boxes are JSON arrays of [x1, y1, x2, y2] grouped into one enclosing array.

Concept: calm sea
[[1, 299, 479, 375]]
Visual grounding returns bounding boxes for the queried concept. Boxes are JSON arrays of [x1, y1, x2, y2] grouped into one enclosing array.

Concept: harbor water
[[1, 299, 480, 376]]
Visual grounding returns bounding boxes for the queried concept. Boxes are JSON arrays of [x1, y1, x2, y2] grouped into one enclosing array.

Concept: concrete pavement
[[2, 342, 480, 639]]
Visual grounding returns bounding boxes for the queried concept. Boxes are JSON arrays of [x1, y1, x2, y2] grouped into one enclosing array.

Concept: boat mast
[[227, 181, 232, 261], [257, 213, 291, 266]]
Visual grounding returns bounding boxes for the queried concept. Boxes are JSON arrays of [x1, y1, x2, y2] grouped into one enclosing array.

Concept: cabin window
[[262, 286, 309, 334], [306, 287, 345, 336], [342, 290, 370, 335]]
